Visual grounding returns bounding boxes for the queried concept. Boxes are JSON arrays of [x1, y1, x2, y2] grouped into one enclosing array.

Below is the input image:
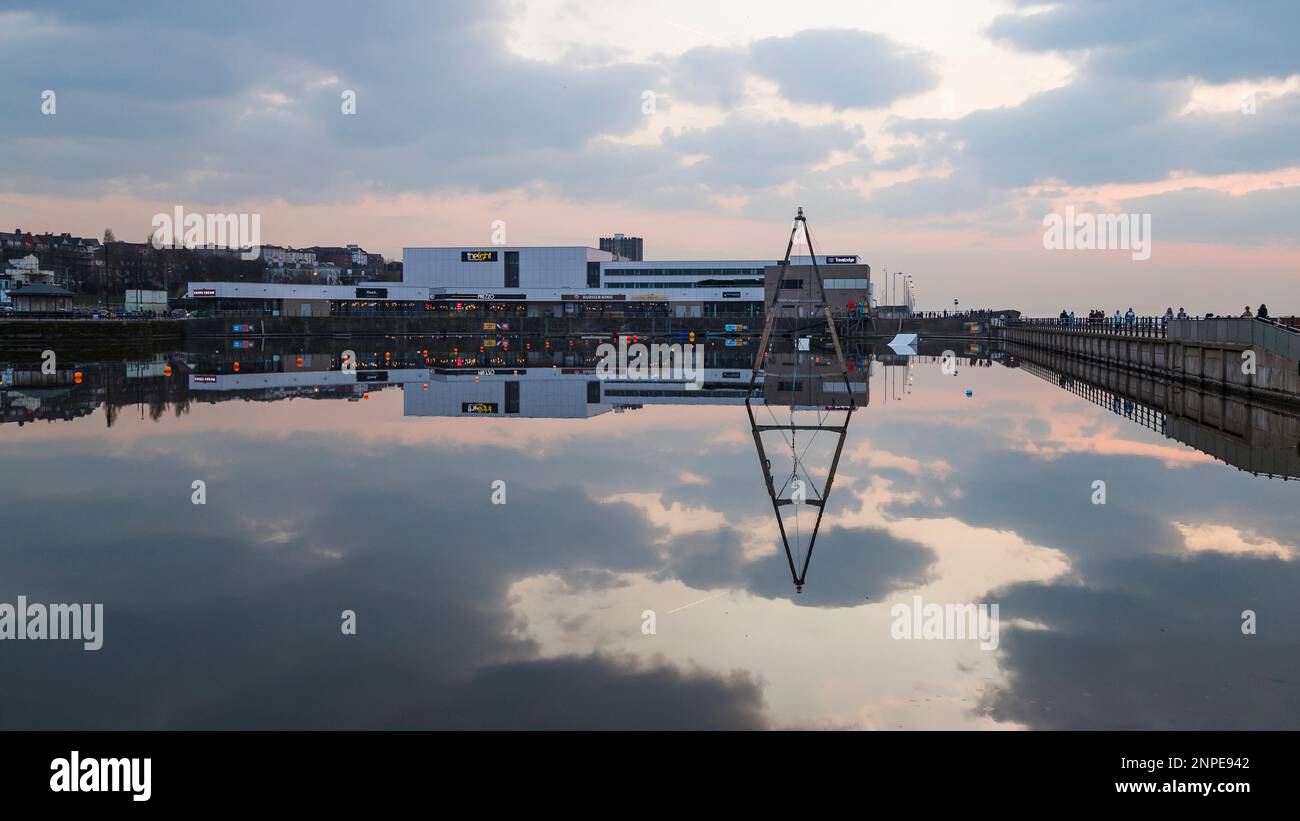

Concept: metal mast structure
[[745, 208, 858, 593]]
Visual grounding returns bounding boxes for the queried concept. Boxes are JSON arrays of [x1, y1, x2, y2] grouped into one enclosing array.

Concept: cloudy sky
[[2, 0, 1298, 313]]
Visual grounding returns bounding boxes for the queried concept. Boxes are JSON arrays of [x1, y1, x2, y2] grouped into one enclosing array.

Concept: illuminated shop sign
[[193, 375, 218, 383], [460, 251, 498, 262], [437, 293, 527, 301], [462, 402, 499, 414], [356, 287, 388, 298], [192, 288, 216, 297], [722, 291, 742, 298], [825, 256, 859, 264], [356, 371, 389, 382], [561, 294, 625, 301]]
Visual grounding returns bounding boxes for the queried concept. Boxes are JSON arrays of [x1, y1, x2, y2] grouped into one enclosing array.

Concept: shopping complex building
[[184, 245, 872, 319], [184, 361, 870, 419]]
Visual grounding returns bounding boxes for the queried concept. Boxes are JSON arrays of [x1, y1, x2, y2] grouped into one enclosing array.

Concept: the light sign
[[438, 293, 526, 301], [462, 402, 499, 414], [461, 251, 498, 262]]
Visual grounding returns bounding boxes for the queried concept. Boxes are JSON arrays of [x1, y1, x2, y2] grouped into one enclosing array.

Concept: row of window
[[780, 278, 869, 290], [605, 280, 762, 289], [603, 268, 765, 277], [605, 388, 754, 398], [778, 380, 866, 393]]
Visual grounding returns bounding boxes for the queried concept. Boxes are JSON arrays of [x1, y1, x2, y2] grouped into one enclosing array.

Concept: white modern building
[[187, 365, 865, 419], [185, 245, 871, 319]]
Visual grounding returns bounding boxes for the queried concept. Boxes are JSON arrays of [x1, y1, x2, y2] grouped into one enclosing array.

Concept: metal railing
[[1016, 356, 1167, 434], [1008, 316, 1168, 338]]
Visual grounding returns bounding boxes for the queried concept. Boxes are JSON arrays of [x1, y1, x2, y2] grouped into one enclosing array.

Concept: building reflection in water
[[3, 337, 1298, 479]]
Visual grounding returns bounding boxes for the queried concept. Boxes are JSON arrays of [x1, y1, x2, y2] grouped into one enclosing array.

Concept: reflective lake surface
[[2, 336, 1298, 729]]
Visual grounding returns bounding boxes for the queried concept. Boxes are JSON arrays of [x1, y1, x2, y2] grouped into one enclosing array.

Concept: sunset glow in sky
[[2, 0, 1297, 314]]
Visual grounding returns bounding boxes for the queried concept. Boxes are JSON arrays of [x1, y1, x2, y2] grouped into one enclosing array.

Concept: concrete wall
[[1007, 340, 1300, 477], [998, 322, 1300, 404]]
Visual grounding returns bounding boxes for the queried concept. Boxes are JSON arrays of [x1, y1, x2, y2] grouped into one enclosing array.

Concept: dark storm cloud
[[886, 448, 1186, 561], [0, 1, 663, 200], [888, 77, 1300, 189], [402, 655, 767, 730], [0, 405, 943, 727], [884, 429, 1300, 568], [657, 525, 937, 608], [0, 6, 937, 204], [0, 433, 773, 728], [840, 386, 1300, 728], [873, 2, 1300, 211], [988, 0, 1300, 83], [983, 550, 1300, 729]]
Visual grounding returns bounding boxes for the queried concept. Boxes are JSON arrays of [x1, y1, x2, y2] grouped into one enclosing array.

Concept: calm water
[[2, 337, 1298, 729]]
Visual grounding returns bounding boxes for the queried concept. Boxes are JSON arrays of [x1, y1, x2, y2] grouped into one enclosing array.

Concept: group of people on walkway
[[1060, 308, 1141, 326], [1057, 304, 1272, 325]]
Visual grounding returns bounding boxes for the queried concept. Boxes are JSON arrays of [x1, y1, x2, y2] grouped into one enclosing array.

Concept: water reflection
[[1, 336, 1298, 729], [1002, 342, 1300, 480]]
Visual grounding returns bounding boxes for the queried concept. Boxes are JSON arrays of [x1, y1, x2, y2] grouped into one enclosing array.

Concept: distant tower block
[[599, 233, 643, 261]]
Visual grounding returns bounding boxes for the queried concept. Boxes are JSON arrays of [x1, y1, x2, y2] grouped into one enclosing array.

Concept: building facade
[[186, 245, 871, 319]]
